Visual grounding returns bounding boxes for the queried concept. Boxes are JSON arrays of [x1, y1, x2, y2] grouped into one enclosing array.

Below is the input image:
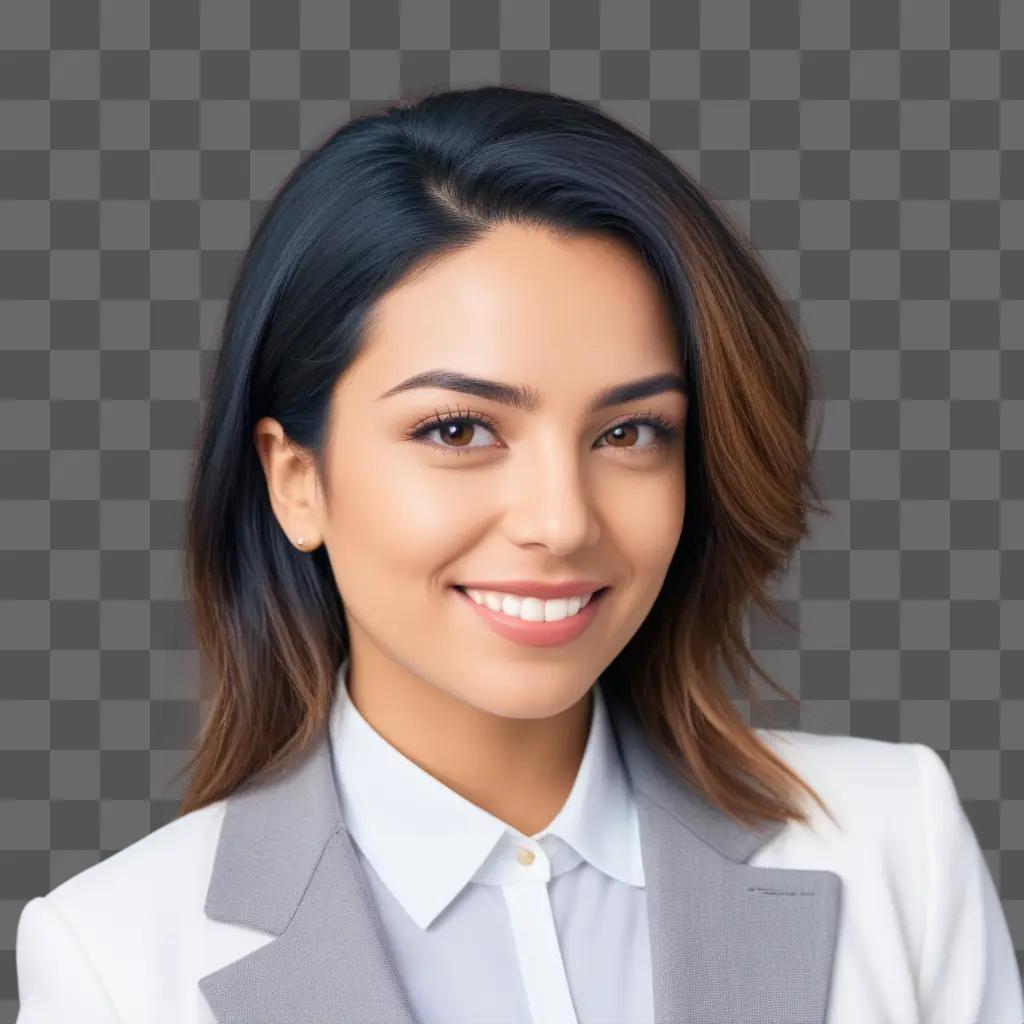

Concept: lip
[[452, 585, 609, 648], [454, 579, 608, 599]]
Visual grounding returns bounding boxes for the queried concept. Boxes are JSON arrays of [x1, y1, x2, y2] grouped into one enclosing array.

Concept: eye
[[405, 406, 500, 456], [596, 415, 678, 455], [404, 405, 679, 458]]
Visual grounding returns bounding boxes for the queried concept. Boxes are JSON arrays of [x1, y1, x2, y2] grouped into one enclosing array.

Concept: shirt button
[[517, 847, 536, 866]]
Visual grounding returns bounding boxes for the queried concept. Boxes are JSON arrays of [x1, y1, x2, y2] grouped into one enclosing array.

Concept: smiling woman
[[199, 98, 822, 844], [14, 85, 1022, 1024]]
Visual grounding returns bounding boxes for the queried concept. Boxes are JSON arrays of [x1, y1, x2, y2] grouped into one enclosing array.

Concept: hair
[[175, 84, 836, 833]]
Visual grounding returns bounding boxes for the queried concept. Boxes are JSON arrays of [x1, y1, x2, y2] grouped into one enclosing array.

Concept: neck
[[343, 654, 594, 838]]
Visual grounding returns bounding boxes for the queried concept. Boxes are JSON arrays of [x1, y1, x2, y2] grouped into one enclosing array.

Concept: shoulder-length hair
[[176, 84, 835, 832]]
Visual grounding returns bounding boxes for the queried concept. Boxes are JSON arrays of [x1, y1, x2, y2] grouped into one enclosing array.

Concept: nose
[[499, 442, 602, 555]]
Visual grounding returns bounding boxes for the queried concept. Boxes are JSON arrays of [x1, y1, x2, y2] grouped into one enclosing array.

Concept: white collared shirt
[[329, 657, 655, 1024]]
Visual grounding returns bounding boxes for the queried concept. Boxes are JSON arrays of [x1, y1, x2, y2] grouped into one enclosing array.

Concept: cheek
[[325, 452, 474, 583], [606, 468, 685, 558], [611, 477, 685, 620]]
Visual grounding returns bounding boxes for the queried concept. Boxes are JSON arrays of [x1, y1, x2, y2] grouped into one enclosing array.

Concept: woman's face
[[268, 222, 687, 720]]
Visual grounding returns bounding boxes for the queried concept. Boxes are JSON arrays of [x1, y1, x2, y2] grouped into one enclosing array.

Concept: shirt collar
[[329, 656, 645, 930]]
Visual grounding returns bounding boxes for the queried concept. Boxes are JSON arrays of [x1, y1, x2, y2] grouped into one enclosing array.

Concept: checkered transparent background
[[1, 0, 1023, 1015]]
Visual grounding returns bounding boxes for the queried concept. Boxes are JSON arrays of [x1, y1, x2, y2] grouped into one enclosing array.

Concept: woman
[[15, 85, 1022, 1023]]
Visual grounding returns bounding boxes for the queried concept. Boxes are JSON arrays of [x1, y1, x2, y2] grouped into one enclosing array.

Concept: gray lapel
[[605, 691, 842, 1023], [198, 682, 842, 1023]]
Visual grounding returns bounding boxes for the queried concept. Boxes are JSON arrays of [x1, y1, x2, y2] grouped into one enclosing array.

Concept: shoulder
[[24, 797, 228, 955], [754, 724, 919, 777], [747, 726, 932, 871], [753, 726, 926, 823], [750, 730, 1023, 1021], [750, 727, 983, 850], [15, 799, 248, 1019]]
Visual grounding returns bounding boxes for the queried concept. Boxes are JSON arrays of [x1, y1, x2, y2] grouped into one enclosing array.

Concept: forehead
[[348, 223, 681, 398]]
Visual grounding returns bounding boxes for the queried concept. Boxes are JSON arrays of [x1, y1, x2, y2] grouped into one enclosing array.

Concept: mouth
[[449, 584, 611, 647]]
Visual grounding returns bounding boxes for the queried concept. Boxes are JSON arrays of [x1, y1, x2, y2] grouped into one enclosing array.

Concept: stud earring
[[297, 536, 304, 548]]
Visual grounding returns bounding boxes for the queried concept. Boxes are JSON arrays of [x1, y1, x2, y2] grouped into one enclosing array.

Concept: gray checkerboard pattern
[[1, 0, 1022, 1017]]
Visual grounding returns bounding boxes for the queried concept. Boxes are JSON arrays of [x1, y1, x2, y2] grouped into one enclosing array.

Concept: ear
[[252, 416, 325, 551]]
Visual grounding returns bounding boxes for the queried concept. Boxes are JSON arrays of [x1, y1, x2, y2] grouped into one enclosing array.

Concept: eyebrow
[[377, 369, 687, 413]]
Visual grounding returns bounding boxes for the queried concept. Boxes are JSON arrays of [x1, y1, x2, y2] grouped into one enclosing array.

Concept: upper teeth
[[463, 588, 596, 622]]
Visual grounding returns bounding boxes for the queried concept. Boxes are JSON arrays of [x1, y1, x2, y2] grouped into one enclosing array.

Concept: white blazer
[[14, 678, 1024, 1023]]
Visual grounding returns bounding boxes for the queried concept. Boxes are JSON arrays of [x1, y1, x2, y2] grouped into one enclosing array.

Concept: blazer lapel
[[605, 688, 843, 1023], [198, 680, 841, 1024], [197, 727, 418, 1023]]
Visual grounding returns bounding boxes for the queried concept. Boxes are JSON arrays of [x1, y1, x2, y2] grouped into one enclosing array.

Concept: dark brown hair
[[176, 84, 836, 833]]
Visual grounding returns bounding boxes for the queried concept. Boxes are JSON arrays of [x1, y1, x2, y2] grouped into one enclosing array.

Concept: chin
[[449, 674, 594, 721]]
